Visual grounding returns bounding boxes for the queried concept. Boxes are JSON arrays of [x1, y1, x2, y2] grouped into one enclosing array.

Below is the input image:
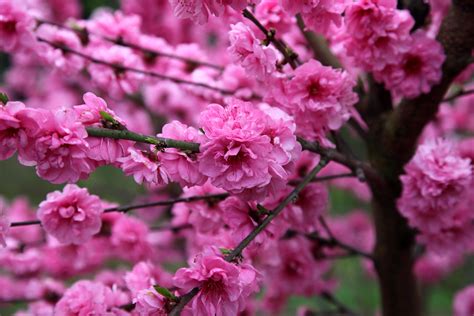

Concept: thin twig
[[169, 158, 330, 316], [36, 18, 225, 71], [320, 291, 358, 316], [10, 194, 228, 228], [242, 9, 300, 69], [442, 89, 474, 103], [37, 37, 234, 95], [288, 173, 355, 186]]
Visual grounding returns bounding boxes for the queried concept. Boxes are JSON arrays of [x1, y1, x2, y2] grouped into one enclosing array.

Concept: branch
[[36, 18, 225, 71], [320, 291, 358, 316], [37, 37, 235, 95], [242, 9, 300, 69], [288, 172, 355, 186], [10, 194, 228, 228], [85, 127, 200, 152], [169, 157, 330, 316], [442, 88, 474, 103], [295, 14, 341, 68]]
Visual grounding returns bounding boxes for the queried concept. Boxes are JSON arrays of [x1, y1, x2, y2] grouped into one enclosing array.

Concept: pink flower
[[35, 24, 84, 74], [172, 180, 227, 234], [255, 0, 293, 34], [0, 0, 35, 52], [374, 31, 445, 98], [173, 247, 260, 316], [414, 251, 462, 284], [198, 102, 272, 200], [88, 46, 144, 97], [170, 0, 248, 24], [283, 60, 358, 145], [453, 285, 474, 316], [110, 215, 152, 262], [118, 147, 169, 187], [343, 0, 414, 72], [16, 107, 95, 184], [398, 139, 472, 234], [198, 100, 300, 201], [125, 261, 173, 296], [0, 100, 25, 160], [74, 93, 132, 165], [54, 280, 112, 315], [228, 22, 278, 80], [133, 286, 168, 316], [87, 10, 142, 43], [0, 202, 9, 247], [37, 184, 103, 245], [157, 121, 207, 187]]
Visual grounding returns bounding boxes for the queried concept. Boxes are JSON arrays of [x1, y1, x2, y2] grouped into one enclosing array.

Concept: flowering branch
[[36, 19, 225, 71], [9, 193, 228, 228], [37, 37, 234, 95], [85, 127, 201, 152], [242, 8, 300, 69], [169, 157, 330, 316]]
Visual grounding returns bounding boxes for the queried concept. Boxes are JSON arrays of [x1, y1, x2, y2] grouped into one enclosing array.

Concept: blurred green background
[[0, 0, 472, 315]]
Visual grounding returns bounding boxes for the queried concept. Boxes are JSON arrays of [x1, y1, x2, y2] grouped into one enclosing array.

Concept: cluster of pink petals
[[16, 106, 95, 184], [255, 0, 293, 34], [157, 121, 207, 187], [275, 60, 357, 145], [281, 0, 348, 36], [414, 251, 463, 284], [0, 100, 25, 160], [228, 22, 278, 80], [173, 247, 260, 316], [0, 0, 35, 52], [54, 280, 128, 315], [169, 0, 248, 24], [453, 285, 474, 316], [198, 99, 300, 201], [342, 0, 445, 98], [35, 24, 85, 75], [37, 184, 104, 245], [133, 286, 169, 315], [373, 31, 445, 99], [398, 138, 472, 253]]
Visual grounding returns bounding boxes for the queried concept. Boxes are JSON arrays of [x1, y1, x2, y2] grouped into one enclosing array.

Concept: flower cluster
[[398, 138, 473, 254]]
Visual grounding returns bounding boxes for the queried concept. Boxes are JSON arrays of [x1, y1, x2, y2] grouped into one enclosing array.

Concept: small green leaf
[[99, 111, 116, 122], [219, 247, 232, 256], [0, 92, 9, 105], [153, 285, 177, 301]]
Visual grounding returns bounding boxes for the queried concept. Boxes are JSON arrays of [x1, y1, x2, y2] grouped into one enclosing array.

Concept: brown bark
[[366, 2, 474, 316]]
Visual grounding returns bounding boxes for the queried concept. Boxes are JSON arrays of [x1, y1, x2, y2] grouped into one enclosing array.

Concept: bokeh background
[[0, 0, 472, 315]]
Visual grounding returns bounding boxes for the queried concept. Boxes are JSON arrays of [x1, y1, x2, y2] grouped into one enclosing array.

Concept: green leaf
[[0, 92, 9, 105], [153, 285, 177, 301]]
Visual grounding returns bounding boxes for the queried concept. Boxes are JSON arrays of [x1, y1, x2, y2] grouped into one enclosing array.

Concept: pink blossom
[[110, 215, 152, 262], [398, 139, 472, 234], [74, 93, 132, 165], [283, 60, 358, 145], [37, 184, 103, 245], [35, 24, 85, 74], [414, 251, 463, 284], [118, 147, 169, 187], [157, 121, 207, 187], [16, 107, 95, 184], [125, 261, 173, 296], [87, 10, 142, 43], [133, 286, 168, 316], [172, 180, 227, 234], [228, 22, 278, 80], [453, 285, 474, 316], [0, 0, 35, 52], [169, 0, 248, 24], [6, 197, 42, 244], [0, 203, 9, 247], [255, 0, 293, 34], [374, 31, 445, 99], [198, 102, 272, 201], [88, 46, 144, 97], [343, 0, 414, 72], [173, 247, 260, 316], [0, 100, 25, 160], [54, 280, 113, 315]]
